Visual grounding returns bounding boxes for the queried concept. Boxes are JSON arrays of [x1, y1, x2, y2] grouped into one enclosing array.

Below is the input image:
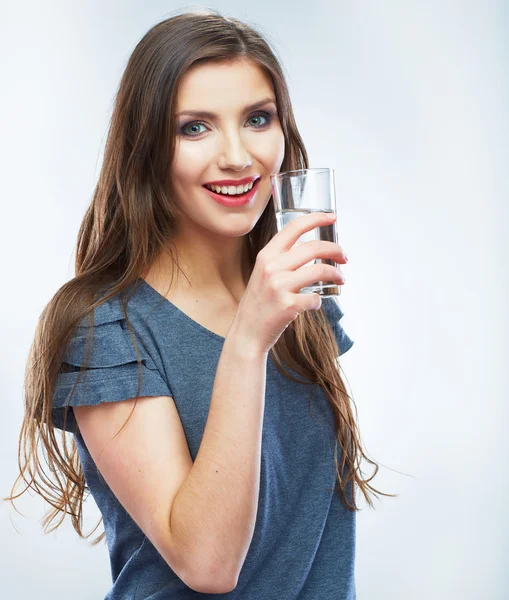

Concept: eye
[[180, 122, 207, 137], [247, 111, 272, 127]]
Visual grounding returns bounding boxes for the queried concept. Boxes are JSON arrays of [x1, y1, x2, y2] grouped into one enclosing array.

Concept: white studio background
[[1, 1, 507, 598]]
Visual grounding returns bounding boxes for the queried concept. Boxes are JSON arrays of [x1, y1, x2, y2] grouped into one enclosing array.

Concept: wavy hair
[[4, 9, 399, 545]]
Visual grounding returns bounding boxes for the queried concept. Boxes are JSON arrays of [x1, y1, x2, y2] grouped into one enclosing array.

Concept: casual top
[[52, 278, 356, 599]]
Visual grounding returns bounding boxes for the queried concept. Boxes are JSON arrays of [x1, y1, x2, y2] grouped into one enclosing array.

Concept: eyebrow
[[175, 97, 277, 119]]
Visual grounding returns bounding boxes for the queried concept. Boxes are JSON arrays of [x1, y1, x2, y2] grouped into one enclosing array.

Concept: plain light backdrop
[[1, 1, 507, 598]]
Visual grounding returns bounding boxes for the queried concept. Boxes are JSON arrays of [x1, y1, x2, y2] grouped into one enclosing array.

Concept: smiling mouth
[[202, 178, 262, 205], [203, 178, 260, 196]]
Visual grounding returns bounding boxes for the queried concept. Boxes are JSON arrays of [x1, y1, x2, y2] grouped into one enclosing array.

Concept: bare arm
[[169, 322, 268, 590]]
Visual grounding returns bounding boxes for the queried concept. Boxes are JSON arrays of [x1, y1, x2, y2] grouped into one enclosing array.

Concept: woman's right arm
[[169, 325, 268, 591]]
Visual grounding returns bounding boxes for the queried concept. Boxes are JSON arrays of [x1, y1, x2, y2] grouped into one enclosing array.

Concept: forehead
[[176, 60, 274, 112]]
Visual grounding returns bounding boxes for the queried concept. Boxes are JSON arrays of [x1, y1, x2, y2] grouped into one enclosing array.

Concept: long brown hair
[[4, 9, 399, 546]]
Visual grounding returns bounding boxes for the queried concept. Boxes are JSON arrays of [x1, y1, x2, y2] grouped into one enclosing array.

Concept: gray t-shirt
[[52, 278, 356, 599]]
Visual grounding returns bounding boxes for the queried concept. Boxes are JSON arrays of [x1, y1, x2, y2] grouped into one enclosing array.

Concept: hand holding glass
[[271, 168, 344, 298]]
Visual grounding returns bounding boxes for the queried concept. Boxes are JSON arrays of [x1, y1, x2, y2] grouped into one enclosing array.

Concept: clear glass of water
[[270, 168, 341, 298]]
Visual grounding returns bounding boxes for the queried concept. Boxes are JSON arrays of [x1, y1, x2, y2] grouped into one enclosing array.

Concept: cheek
[[273, 131, 285, 169], [253, 128, 285, 169], [171, 143, 209, 186], [178, 141, 211, 161], [262, 127, 285, 172]]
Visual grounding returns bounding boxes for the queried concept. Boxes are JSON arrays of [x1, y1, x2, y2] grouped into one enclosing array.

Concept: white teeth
[[206, 180, 256, 195]]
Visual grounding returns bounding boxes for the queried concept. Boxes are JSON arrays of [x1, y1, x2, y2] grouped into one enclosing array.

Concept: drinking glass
[[270, 168, 341, 298]]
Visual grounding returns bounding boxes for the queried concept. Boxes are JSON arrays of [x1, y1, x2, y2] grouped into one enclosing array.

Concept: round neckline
[[136, 277, 227, 343]]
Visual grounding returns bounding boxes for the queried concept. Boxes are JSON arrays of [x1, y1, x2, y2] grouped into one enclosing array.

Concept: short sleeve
[[322, 297, 355, 356], [52, 297, 173, 433]]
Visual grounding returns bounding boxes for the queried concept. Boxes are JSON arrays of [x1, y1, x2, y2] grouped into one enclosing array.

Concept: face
[[170, 59, 285, 241]]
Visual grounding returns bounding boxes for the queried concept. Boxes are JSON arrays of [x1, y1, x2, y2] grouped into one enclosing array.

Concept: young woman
[[5, 10, 395, 599]]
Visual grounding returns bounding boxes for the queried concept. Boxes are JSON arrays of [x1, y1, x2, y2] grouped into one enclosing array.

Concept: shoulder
[[76, 294, 125, 328], [321, 297, 354, 356], [74, 280, 160, 332], [321, 297, 345, 324], [65, 283, 158, 367], [53, 283, 173, 430]]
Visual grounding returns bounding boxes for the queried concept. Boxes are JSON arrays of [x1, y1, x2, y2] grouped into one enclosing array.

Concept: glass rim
[[270, 168, 331, 181]]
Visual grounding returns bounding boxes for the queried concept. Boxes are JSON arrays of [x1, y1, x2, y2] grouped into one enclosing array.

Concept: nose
[[217, 128, 252, 171]]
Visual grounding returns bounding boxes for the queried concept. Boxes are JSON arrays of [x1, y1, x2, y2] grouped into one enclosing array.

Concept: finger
[[280, 262, 344, 292], [279, 240, 348, 271], [271, 212, 336, 254]]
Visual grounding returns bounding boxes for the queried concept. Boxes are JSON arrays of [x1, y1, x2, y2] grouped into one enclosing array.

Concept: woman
[[5, 10, 395, 599]]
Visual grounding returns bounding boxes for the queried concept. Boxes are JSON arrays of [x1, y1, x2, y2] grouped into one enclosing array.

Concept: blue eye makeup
[[179, 110, 275, 138]]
